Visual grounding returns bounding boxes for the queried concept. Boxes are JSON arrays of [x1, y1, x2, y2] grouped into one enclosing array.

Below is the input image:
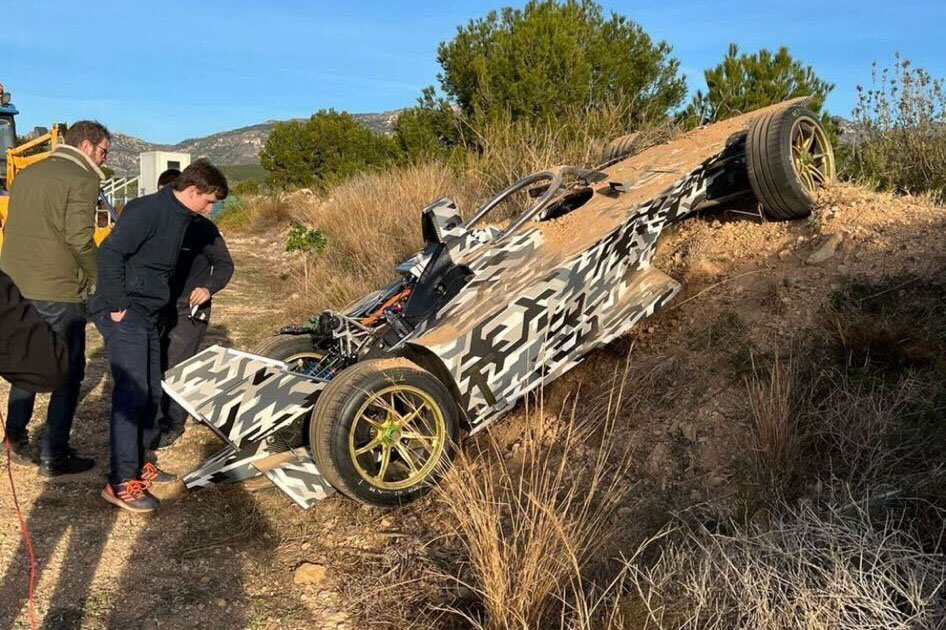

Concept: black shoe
[[156, 425, 186, 450], [3, 435, 34, 466], [38, 452, 95, 477], [141, 461, 178, 484]]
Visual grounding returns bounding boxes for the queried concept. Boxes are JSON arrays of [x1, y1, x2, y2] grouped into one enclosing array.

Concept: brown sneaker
[[101, 480, 158, 513], [141, 461, 178, 484]]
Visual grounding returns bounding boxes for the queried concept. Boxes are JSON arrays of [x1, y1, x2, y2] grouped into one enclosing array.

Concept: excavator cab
[[0, 84, 19, 245], [0, 112, 15, 190], [0, 85, 16, 190]]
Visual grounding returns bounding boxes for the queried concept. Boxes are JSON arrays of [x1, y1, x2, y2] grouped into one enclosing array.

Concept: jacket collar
[[164, 185, 197, 218], [51, 144, 107, 181]]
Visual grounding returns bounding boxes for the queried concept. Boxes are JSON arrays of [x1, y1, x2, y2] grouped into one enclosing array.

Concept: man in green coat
[[0, 120, 109, 476]]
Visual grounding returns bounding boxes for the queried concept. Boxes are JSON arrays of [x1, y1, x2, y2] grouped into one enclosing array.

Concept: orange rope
[[2, 411, 38, 630]]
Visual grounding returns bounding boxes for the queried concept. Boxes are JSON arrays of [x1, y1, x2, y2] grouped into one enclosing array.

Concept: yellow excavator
[[0, 83, 113, 252]]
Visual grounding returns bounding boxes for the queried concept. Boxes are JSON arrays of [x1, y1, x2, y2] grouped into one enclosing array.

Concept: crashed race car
[[163, 98, 835, 508]]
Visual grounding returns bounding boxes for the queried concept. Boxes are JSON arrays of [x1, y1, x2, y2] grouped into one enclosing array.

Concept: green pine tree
[[687, 44, 834, 124]]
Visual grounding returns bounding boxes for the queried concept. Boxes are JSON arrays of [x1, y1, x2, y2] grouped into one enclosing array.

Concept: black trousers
[[6, 300, 86, 461], [158, 312, 208, 430]]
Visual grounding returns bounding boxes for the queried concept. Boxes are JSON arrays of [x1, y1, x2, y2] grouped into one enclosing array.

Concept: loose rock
[[294, 562, 329, 586], [806, 233, 843, 264]]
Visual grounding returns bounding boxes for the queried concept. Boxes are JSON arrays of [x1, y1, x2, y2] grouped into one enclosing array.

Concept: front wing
[[162, 345, 335, 508]]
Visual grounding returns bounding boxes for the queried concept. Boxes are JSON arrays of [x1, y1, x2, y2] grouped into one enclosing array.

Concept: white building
[[139, 151, 191, 195]]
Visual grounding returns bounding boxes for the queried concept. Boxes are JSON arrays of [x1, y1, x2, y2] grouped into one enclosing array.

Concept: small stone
[[294, 562, 329, 586], [215, 598, 226, 608], [379, 518, 392, 528], [301, 542, 311, 551], [806, 233, 843, 265], [646, 443, 671, 475]]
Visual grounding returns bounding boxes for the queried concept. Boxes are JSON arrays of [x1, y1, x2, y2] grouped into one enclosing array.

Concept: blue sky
[[6, 1, 944, 144]]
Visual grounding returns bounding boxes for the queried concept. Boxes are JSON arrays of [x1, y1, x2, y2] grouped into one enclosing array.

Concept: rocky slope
[[107, 110, 401, 176]]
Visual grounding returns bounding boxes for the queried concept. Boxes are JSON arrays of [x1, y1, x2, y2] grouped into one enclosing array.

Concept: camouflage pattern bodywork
[[163, 100, 806, 508], [407, 153, 732, 429], [162, 346, 335, 507]]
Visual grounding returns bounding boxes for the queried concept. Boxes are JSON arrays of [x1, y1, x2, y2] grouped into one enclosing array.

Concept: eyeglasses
[[94, 143, 109, 157]]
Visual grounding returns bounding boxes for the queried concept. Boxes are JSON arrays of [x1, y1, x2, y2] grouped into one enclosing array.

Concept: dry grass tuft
[[216, 194, 311, 232], [283, 162, 483, 312], [744, 352, 803, 495], [627, 500, 946, 630], [433, 379, 636, 630]]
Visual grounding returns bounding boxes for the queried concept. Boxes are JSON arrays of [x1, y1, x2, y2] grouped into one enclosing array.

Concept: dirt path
[[0, 233, 358, 630]]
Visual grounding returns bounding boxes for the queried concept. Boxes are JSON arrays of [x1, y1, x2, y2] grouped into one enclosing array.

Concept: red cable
[[2, 410, 38, 630]]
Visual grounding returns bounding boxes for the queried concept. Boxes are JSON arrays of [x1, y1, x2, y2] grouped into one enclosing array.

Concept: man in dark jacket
[[1, 270, 69, 465], [0, 270, 68, 395], [152, 169, 233, 449], [90, 159, 228, 513], [0, 120, 108, 475]]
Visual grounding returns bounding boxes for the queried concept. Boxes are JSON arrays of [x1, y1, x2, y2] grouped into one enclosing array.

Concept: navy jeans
[[6, 300, 86, 461], [94, 310, 161, 485]]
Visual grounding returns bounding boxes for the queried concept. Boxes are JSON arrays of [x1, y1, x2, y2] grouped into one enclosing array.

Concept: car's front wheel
[[309, 358, 459, 507]]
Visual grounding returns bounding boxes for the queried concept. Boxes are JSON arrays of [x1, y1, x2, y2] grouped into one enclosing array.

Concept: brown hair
[[64, 120, 111, 147], [157, 168, 181, 188], [171, 159, 228, 200]]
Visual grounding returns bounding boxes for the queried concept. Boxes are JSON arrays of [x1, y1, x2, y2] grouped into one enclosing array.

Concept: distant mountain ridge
[[107, 111, 862, 178], [107, 110, 401, 177]]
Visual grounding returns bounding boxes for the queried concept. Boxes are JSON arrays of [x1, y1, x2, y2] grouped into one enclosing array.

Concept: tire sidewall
[[251, 333, 318, 362]]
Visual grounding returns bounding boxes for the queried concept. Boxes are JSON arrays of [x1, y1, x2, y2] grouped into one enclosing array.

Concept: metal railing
[[102, 176, 139, 208]]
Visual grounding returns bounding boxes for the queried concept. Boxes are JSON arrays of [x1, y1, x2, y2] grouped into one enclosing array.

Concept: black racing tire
[[603, 132, 639, 162], [746, 105, 835, 221], [309, 358, 459, 507], [251, 333, 322, 371]]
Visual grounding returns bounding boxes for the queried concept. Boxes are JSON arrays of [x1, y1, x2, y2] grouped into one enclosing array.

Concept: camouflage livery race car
[[163, 98, 835, 508]]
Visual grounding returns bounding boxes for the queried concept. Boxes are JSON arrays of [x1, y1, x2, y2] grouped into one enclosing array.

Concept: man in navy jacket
[[90, 159, 228, 513], [151, 169, 233, 450]]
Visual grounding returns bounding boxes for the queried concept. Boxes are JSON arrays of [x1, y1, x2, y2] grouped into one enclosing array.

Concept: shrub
[[687, 44, 834, 125], [838, 55, 946, 199], [232, 179, 260, 196], [436, 0, 685, 126], [259, 109, 398, 191], [392, 87, 464, 161], [284, 224, 326, 254]]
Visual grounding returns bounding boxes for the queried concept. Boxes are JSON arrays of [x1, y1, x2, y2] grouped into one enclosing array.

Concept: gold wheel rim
[[284, 351, 323, 373], [790, 116, 835, 195], [348, 384, 446, 491]]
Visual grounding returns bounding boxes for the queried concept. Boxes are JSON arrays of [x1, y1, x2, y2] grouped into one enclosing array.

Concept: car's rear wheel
[[746, 105, 835, 220], [251, 333, 323, 373], [309, 358, 458, 507]]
